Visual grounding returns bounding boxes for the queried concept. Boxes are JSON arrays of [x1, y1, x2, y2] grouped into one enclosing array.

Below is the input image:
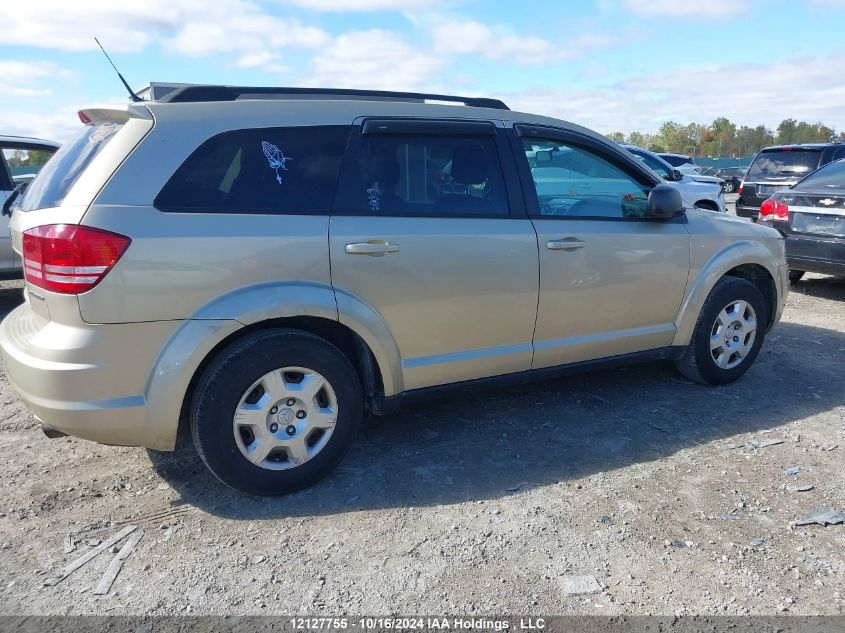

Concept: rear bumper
[[0, 304, 181, 450], [735, 204, 759, 220], [786, 234, 845, 276]]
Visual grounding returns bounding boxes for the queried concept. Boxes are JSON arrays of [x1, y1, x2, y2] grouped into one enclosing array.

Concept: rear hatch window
[[19, 121, 124, 212], [746, 150, 821, 181]]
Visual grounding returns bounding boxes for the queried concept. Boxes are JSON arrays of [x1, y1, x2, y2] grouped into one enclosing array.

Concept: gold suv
[[0, 87, 788, 495]]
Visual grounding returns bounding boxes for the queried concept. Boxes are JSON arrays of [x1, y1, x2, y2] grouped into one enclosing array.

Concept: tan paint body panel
[[330, 216, 539, 391], [77, 206, 333, 323], [531, 218, 690, 368]]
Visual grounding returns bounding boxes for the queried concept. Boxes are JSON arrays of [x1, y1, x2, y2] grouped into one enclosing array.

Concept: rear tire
[[788, 270, 805, 284], [723, 181, 735, 193], [675, 277, 768, 385], [190, 329, 363, 496]]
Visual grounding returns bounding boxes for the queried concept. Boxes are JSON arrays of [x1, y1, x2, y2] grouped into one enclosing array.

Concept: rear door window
[[747, 150, 821, 180], [20, 122, 122, 211], [332, 123, 509, 216], [155, 126, 351, 213]]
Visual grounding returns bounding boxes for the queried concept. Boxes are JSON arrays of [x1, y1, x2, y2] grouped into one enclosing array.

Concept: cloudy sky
[[3, 0, 845, 142]]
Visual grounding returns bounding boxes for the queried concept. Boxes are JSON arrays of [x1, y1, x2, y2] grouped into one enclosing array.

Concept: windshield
[[628, 149, 671, 178], [795, 159, 845, 191], [746, 150, 821, 180], [19, 121, 123, 211]]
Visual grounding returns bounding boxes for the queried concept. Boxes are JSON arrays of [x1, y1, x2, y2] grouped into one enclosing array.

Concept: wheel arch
[[146, 281, 403, 451], [177, 316, 391, 435], [694, 199, 720, 212], [673, 242, 781, 347]]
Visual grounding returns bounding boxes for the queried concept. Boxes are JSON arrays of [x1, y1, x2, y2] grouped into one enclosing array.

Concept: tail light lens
[[758, 197, 789, 223], [738, 178, 744, 194], [22, 224, 130, 294]]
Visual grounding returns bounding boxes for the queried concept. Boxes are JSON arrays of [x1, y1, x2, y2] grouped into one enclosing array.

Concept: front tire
[[675, 277, 768, 385], [190, 329, 363, 496], [722, 181, 735, 193]]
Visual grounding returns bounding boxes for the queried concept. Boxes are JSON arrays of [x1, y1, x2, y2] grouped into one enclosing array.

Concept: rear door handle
[[345, 240, 400, 256], [546, 237, 587, 251]]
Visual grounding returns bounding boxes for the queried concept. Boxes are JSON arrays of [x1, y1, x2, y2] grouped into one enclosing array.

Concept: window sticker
[[366, 185, 382, 211], [261, 141, 293, 184]]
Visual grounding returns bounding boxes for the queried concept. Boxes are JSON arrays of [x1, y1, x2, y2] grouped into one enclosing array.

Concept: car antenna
[[94, 37, 142, 103]]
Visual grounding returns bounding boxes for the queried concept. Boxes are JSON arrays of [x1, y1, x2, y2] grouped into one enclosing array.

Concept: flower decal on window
[[261, 141, 293, 184]]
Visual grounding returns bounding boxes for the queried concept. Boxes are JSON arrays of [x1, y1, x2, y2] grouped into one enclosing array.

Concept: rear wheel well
[[694, 199, 720, 212], [723, 264, 777, 328], [179, 317, 385, 430]]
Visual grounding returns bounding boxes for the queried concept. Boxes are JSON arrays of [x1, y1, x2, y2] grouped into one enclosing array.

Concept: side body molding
[[672, 240, 784, 347]]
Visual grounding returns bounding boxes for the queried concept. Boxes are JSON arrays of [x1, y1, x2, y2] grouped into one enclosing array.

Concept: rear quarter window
[[19, 122, 122, 211], [155, 126, 351, 214]]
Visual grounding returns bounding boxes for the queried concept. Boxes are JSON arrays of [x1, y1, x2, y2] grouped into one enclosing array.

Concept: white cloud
[[165, 12, 328, 58], [0, 1, 168, 52], [0, 60, 72, 82], [505, 49, 845, 134], [0, 61, 73, 99], [307, 29, 445, 90], [431, 20, 614, 66], [622, 0, 739, 18], [278, 0, 429, 9], [0, 0, 329, 60], [0, 106, 84, 143], [235, 52, 290, 73]]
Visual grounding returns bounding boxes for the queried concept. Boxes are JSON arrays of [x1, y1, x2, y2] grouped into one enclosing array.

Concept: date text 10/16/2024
[[289, 617, 548, 631]]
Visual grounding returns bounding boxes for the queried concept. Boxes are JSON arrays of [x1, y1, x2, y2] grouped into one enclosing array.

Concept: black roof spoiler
[[153, 85, 509, 110]]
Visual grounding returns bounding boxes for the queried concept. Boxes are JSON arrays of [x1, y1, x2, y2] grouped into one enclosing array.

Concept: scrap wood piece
[[43, 525, 137, 587], [794, 507, 845, 527], [94, 529, 144, 595]]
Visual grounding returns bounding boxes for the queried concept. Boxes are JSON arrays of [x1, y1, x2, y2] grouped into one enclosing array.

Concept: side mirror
[[647, 184, 685, 219], [669, 169, 683, 182]]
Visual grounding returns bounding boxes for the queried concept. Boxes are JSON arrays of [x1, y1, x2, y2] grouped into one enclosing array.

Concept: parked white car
[[622, 145, 726, 213], [1, 136, 60, 275]]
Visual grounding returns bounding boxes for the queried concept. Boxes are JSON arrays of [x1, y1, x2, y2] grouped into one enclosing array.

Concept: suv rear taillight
[[738, 178, 744, 194], [22, 224, 130, 294], [758, 197, 789, 223]]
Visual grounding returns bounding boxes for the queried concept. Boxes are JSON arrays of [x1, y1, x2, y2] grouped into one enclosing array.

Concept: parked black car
[[715, 166, 746, 194], [737, 143, 845, 219], [757, 158, 845, 282]]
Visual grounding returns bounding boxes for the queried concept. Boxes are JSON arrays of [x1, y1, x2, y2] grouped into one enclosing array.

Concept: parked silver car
[[0, 87, 787, 495], [0, 135, 60, 275], [622, 145, 727, 212]]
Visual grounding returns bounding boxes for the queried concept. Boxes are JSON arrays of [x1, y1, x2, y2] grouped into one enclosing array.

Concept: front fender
[[672, 240, 783, 347]]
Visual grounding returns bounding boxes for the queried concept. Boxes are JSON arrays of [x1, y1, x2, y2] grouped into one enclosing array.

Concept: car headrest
[[369, 155, 400, 187], [451, 144, 488, 185]]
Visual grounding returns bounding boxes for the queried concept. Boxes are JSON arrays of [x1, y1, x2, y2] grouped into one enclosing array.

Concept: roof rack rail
[[156, 85, 509, 110]]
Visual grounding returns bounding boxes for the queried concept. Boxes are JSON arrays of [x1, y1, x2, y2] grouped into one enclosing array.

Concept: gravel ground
[[0, 213, 843, 616]]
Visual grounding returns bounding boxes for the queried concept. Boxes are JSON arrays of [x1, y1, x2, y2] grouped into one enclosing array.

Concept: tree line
[[605, 118, 845, 158]]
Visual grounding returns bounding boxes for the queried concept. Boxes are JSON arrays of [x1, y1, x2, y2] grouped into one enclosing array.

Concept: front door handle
[[546, 237, 587, 251], [345, 240, 400, 256]]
